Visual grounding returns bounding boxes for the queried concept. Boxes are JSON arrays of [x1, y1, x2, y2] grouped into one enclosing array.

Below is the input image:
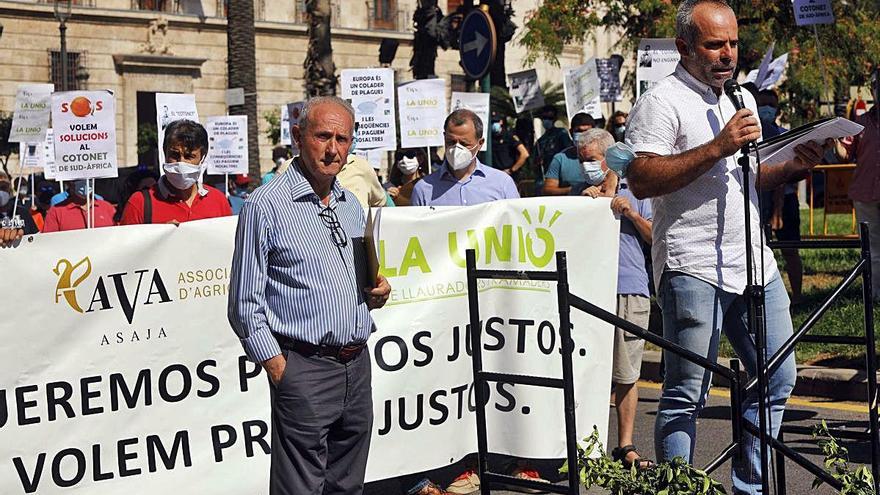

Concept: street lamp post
[[54, 0, 72, 91]]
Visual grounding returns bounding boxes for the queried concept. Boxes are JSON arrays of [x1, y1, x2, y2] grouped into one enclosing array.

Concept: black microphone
[[723, 79, 756, 153], [723, 78, 746, 111]]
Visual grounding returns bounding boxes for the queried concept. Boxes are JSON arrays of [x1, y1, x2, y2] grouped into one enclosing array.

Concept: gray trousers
[[269, 348, 373, 495]]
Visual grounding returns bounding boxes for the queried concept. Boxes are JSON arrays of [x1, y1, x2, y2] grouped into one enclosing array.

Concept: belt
[[277, 335, 366, 364]]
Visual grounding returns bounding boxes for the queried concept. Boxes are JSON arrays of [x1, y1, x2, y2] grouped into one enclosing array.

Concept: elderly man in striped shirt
[[228, 96, 391, 495]]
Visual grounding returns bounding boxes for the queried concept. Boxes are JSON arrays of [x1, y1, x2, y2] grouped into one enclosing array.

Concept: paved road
[[366, 381, 874, 494]]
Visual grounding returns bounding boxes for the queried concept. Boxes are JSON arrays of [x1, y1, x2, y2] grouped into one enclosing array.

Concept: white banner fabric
[[0, 197, 617, 494], [450, 92, 490, 151], [155, 93, 199, 166], [8, 83, 54, 143], [51, 90, 118, 180], [636, 39, 681, 99], [205, 115, 248, 175], [398, 79, 447, 149], [341, 68, 398, 150]]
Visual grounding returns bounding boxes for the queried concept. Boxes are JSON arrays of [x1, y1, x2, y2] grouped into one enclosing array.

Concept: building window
[[373, 0, 396, 30], [135, 0, 176, 12], [50, 51, 84, 91]]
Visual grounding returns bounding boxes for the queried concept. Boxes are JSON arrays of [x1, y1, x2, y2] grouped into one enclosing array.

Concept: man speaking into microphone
[[625, 1, 826, 493]]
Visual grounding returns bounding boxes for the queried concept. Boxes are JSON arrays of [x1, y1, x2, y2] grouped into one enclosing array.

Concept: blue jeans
[[654, 271, 797, 495]]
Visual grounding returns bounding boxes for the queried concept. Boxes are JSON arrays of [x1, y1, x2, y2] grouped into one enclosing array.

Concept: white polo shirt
[[626, 63, 778, 294]]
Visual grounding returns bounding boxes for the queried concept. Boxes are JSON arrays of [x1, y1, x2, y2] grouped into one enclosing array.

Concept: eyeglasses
[[318, 205, 348, 248]]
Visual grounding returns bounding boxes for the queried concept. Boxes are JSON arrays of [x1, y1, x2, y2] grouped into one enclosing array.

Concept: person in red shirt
[[121, 119, 231, 225], [43, 180, 116, 232]]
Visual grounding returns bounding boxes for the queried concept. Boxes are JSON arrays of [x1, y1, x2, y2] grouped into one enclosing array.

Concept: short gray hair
[[297, 96, 356, 133], [444, 108, 484, 141], [676, 0, 733, 53], [575, 128, 615, 156]]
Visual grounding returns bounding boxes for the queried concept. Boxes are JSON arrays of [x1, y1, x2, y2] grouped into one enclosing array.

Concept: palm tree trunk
[[304, 0, 337, 97], [227, 0, 261, 184]]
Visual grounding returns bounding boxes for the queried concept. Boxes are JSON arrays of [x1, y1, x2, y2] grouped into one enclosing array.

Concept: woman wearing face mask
[[120, 119, 231, 225], [385, 149, 429, 206]]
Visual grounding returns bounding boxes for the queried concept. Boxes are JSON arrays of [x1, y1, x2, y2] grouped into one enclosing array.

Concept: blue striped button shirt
[[227, 159, 375, 363]]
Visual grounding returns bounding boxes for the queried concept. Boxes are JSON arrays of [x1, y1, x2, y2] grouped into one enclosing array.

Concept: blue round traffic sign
[[459, 9, 497, 80]]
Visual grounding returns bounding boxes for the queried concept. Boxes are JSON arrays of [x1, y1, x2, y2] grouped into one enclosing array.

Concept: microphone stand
[[738, 140, 773, 495]]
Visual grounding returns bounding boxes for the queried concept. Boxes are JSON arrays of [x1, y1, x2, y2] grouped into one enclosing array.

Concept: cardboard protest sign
[[155, 93, 199, 165], [508, 69, 545, 113], [205, 115, 248, 175], [563, 59, 602, 120], [285, 102, 303, 154], [793, 0, 834, 26], [636, 39, 680, 99], [51, 90, 118, 180], [398, 78, 447, 148], [8, 83, 54, 143], [341, 68, 397, 150]]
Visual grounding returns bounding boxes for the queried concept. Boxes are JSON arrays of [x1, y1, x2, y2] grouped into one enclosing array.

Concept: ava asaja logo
[[53, 257, 173, 324]]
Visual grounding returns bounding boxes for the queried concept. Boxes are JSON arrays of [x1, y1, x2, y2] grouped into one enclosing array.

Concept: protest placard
[[8, 83, 54, 143], [793, 0, 834, 26], [596, 57, 623, 103], [563, 59, 602, 120], [636, 39, 680, 99], [285, 102, 303, 154], [745, 45, 789, 91], [341, 68, 397, 150], [450, 91, 490, 151], [398, 78, 447, 148], [205, 115, 248, 175], [42, 129, 56, 179], [155, 93, 199, 165], [51, 90, 118, 180], [508, 69, 544, 113], [280, 104, 291, 146], [18, 142, 43, 170]]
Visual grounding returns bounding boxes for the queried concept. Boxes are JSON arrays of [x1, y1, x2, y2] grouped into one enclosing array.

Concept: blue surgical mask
[[758, 105, 777, 124], [605, 142, 636, 178], [0, 190, 9, 208], [542, 119, 555, 130], [492, 122, 502, 134], [581, 160, 606, 184]]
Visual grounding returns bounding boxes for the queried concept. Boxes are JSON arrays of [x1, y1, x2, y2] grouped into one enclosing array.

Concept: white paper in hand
[[750, 117, 863, 165]]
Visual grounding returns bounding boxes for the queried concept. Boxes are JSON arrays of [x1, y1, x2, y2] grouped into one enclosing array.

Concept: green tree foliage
[[519, 0, 880, 121]]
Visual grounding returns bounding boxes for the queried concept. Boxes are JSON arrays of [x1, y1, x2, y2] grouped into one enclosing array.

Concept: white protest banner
[[8, 83, 54, 143], [0, 197, 617, 493], [341, 68, 397, 150], [508, 69, 544, 114], [285, 102, 304, 155], [562, 59, 602, 120], [156, 93, 199, 165], [636, 39, 680, 99], [280, 104, 292, 146], [450, 91, 490, 151], [205, 115, 248, 175], [42, 129, 57, 179], [51, 90, 118, 180], [398, 79, 447, 149], [793, 0, 834, 26], [745, 47, 789, 91]]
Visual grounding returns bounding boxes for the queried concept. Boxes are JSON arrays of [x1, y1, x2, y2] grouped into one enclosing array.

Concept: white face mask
[[397, 156, 420, 175], [0, 190, 10, 208], [163, 162, 203, 190], [581, 160, 607, 184], [446, 142, 479, 171]]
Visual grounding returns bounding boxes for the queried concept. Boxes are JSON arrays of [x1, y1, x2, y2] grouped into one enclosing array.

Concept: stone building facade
[[0, 0, 624, 173]]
